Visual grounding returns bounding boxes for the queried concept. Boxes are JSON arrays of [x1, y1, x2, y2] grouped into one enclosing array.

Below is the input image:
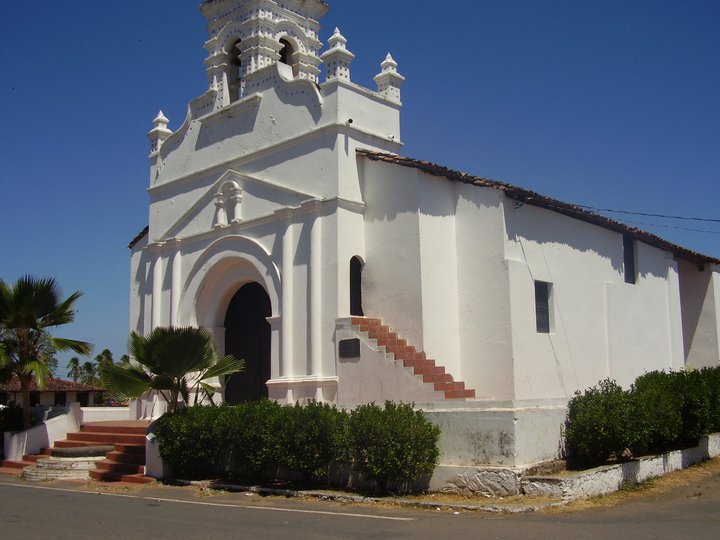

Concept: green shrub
[[153, 400, 439, 493], [154, 405, 230, 478], [348, 401, 440, 494], [565, 379, 634, 465], [227, 399, 284, 479], [703, 366, 720, 432], [274, 401, 349, 481], [679, 369, 712, 443], [630, 371, 684, 454]]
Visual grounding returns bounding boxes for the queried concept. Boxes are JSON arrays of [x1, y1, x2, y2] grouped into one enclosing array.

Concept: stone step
[[34, 457, 104, 471], [54, 440, 113, 448], [23, 467, 93, 481], [51, 445, 115, 458], [81, 422, 150, 435], [351, 315, 476, 401], [89, 470, 154, 484], [445, 389, 476, 399], [423, 373, 453, 384], [67, 432, 147, 445], [23, 452, 51, 463], [434, 381, 467, 392], [413, 365, 446, 376], [96, 459, 144, 475], [114, 443, 146, 455], [106, 450, 145, 465], [0, 459, 33, 470]]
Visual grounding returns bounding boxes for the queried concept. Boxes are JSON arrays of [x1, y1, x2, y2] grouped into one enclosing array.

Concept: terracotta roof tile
[[356, 149, 719, 266], [0, 375, 105, 393]]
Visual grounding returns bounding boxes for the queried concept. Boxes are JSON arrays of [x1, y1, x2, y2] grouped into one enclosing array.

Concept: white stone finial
[[381, 53, 398, 72], [153, 110, 170, 127], [147, 110, 173, 157], [320, 26, 354, 82], [328, 27, 348, 49], [374, 52, 405, 104]]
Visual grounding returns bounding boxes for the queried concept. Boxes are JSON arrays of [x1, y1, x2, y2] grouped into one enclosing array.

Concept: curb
[[169, 478, 568, 513]]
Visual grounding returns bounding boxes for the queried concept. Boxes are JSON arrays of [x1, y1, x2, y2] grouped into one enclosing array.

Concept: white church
[[130, 0, 720, 469]]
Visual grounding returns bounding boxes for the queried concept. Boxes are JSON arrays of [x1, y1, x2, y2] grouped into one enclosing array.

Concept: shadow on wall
[[358, 158, 509, 224], [196, 96, 262, 150], [505, 202, 668, 280]]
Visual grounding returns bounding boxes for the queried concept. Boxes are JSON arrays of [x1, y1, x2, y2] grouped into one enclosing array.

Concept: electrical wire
[[576, 205, 720, 224], [616, 219, 720, 235]]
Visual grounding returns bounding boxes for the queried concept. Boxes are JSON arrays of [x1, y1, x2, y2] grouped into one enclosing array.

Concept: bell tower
[[200, 0, 328, 109]]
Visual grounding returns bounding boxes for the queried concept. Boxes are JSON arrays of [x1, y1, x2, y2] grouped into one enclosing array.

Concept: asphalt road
[[1, 473, 718, 540]]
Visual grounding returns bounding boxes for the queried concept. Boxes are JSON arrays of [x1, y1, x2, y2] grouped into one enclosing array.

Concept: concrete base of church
[[420, 399, 568, 469]]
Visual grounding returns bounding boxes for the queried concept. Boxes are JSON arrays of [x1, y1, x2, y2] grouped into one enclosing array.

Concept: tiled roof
[[128, 225, 149, 249], [0, 375, 105, 393], [356, 150, 720, 266]]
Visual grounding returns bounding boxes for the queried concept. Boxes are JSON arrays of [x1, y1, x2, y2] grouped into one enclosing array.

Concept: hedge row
[[153, 400, 440, 494], [565, 367, 720, 465]]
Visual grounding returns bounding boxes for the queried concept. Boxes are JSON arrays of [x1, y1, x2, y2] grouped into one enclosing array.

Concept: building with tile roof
[[0, 375, 104, 408], [129, 0, 720, 469]]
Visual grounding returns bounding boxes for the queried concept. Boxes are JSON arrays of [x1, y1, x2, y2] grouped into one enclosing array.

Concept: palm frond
[[200, 355, 245, 381], [198, 381, 216, 396], [50, 336, 93, 355], [101, 362, 154, 397], [23, 359, 52, 389]]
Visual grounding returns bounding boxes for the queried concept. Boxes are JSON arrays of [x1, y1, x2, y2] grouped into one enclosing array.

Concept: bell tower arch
[[200, 0, 328, 107]]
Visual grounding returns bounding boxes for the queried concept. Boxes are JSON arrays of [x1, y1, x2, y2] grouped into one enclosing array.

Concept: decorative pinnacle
[[152, 111, 170, 128], [148, 110, 173, 156], [373, 52, 405, 103], [381, 53, 398, 72], [328, 27, 348, 49]]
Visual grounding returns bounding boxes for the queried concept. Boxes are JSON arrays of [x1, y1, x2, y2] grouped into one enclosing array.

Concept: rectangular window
[[535, 280, 552, 334], [623, 235, 636, 284]]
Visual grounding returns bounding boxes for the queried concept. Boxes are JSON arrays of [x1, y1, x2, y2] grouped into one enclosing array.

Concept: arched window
[[350, 256, 364, 316], [279, 38, 292, 65], [278, 38, 299, 77], [228, 39, 243, 102]]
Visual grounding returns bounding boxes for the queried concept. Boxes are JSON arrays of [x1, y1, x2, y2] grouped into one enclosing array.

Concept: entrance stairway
[[1, 421, 153, 484], [352, 317, 475, 400]]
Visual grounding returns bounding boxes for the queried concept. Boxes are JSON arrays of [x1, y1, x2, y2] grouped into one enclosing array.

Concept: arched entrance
[[224, 282, 272, 403]]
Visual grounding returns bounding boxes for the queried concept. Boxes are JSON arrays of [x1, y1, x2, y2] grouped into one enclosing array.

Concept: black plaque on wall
[[338, 338, 361, 358]]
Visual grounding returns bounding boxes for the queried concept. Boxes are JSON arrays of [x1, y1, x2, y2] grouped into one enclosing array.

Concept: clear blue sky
[[1, 1, 718, 373]]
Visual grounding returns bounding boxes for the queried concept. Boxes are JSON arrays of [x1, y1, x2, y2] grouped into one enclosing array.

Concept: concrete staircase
[[1, 421, 153, 484], [352, 316, 475, 400]]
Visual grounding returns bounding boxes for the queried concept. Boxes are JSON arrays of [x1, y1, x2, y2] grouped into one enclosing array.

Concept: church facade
[[130, 0, 720, 467]]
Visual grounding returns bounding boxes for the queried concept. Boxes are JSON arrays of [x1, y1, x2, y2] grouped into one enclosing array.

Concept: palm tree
[[67, 356, 81, 382], [95, 348, 114, 367], [80, 361, 98, 386], [0, 276, 92, 430], [102, 326, 244, 413]]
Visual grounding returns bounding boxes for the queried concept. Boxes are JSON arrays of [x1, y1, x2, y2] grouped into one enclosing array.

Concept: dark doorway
[[224, 282, 272, 404]]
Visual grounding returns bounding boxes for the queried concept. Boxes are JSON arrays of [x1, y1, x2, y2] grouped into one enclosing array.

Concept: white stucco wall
[[362, 162, 425, 349], [505, 202, 687, 399], [453, 184, 514, 399], [361, 161, 515, 394], [679, 260, 720, 369]]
